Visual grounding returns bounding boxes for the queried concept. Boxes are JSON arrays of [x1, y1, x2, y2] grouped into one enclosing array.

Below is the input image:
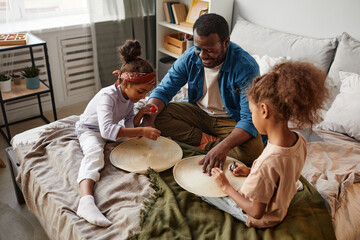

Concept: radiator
[[60, 34, 96, 98]]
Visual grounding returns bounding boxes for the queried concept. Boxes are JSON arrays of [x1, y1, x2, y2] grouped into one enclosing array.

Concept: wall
[[232, 0, 360, 40]]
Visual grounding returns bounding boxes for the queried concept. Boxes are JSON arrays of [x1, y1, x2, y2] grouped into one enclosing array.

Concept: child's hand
[[141, 127, 161, 140], [211, 168, 231, 192], [229, 164, 251, 177]]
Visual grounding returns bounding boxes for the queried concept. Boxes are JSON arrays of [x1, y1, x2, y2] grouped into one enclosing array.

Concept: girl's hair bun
[[118, 40, 141, 63]]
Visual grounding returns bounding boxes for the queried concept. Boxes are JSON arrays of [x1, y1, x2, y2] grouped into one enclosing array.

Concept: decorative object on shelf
[[0, 73, 12, 92], [164, 33, 190, 55], [21, 65, 40, 89], [0, 33, 29, 46], [183, 0, 209, 27], [11, 73, 22, 85]]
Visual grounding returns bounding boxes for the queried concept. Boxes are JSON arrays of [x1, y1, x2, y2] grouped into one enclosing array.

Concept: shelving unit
[[0, 33, 57, 144], [156, 0, 234, 75]]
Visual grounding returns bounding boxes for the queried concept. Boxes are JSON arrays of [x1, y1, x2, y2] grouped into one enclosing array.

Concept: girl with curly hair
[[75, 40, 160, 227], [203, 61, 329, 228]]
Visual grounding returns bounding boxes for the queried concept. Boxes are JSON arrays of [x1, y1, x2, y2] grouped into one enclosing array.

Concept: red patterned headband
[[114, 71, 156, 87]]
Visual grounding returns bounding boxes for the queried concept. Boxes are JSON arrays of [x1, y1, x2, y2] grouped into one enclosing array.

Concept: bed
[[10, 5, 360, 240]]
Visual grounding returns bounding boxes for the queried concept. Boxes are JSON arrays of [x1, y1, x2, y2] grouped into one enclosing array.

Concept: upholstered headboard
[[232, 0, 360, 40]]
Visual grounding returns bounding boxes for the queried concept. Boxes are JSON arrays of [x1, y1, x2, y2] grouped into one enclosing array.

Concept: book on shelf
[[171, 3, 187, 25], [163, 1, 172, 23], [167, 2, 179, 23], [163, 1, 180, 23]]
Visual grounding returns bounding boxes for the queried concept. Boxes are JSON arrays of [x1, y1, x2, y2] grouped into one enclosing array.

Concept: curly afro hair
[[247, 61, 329, 129]]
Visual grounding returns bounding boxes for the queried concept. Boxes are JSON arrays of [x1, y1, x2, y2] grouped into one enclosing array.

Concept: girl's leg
[[80, 178, 94, 196], [76, 131, 111, 227], [200, 195, 248, 223], [77, 131, 106, 183]]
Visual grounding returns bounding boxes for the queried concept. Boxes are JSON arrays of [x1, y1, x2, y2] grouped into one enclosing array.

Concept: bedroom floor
[[0, 101, 87, 240]]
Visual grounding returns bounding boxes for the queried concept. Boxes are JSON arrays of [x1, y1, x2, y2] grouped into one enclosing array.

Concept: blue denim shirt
[[150, 41, 259, 137]]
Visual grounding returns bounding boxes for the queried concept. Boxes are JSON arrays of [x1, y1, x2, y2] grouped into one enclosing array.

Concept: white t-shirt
[[240, 132, 307, 228], [75, 85, 135, 141], [197, 63, 229, 117]]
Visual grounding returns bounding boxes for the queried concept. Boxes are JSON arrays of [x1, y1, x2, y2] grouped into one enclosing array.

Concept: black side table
[[0, 33, 57, 144]]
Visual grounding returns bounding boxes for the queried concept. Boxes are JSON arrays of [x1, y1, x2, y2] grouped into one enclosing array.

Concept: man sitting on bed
[[142, 13, 264, 173]]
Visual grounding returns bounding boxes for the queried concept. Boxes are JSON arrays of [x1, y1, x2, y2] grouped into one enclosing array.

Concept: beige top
[[241, 132, 307, 228], [197, 63, 229, 117]]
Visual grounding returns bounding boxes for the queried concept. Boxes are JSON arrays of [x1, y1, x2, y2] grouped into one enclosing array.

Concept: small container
[[164, 33, 187, 56], [186, 38, 194, 49], [0, 77, 12, 92], [25, 76, 40, 89], [12, 74, 22, 85]]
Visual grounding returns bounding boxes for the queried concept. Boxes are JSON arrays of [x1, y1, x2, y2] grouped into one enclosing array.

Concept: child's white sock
[[77, 195, 112, 227]]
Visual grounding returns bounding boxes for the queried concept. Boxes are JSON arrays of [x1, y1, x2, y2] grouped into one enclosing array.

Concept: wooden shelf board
[[158, 21, 193, 35], [158, 47, 181, 59], [1, 79, 49, 101]]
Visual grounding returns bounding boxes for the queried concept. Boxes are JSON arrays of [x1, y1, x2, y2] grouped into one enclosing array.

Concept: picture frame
[[185, 0, 209, 24]]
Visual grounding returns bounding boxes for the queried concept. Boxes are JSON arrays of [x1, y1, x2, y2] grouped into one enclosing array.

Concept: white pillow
[[328, 33, 360, 91], [327, 33, 360, 108], [251, 55, 290, 76], [318, 71, 360, 140]]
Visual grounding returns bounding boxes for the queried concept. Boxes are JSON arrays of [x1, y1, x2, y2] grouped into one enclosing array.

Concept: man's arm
[[140, 97, 165, 127], [199, 127, 251, 174]]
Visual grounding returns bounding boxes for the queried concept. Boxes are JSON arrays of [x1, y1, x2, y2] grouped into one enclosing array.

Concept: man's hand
[[134, 104, 158, 127], [139, 98, 165, 128], [198, 143, 228, 175], [197, 128, 252, 175], [140, 114, 155, 127]]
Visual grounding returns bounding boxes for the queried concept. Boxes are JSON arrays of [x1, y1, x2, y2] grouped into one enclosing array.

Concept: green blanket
[[133, 143, 336, 240]]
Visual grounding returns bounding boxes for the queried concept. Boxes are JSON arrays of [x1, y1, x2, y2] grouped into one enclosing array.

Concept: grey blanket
[[15, 116, 154, 240]]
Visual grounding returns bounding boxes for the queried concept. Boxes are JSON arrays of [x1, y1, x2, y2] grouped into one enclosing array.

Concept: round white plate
[[110, 136, 183, 174], [173, 155, 246, 197]]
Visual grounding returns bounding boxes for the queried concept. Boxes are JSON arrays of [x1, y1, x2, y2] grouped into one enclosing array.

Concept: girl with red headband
[[75, 40, 160, 227]]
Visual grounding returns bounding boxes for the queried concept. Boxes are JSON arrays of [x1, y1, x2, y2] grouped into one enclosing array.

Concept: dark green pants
[[154, 102, 264, 166]]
